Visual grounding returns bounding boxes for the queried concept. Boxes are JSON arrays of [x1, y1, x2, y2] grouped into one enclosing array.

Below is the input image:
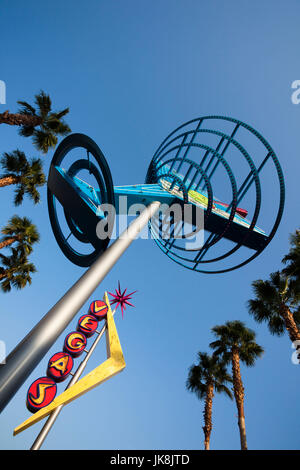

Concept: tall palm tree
[[0, 150, 45, 205], [0, 216, 40, 255], [210, 321, 264, 450], [0, 90, 71, 153], [282, 229, 300, 279], [248, 271, 300, 343], [186, 352, 232, 450], [0, 248, 36, 292]]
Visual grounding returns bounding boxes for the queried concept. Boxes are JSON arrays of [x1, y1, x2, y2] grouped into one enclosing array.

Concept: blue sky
[[0, 0, 300, 450]]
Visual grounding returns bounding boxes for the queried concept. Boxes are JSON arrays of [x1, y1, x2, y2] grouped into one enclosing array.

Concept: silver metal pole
[[0, 201, 160, 413], [31, 310, 114, 450]]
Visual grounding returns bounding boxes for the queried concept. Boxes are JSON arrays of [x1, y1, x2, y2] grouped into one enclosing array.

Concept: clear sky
[[0, 0, 300, 450]]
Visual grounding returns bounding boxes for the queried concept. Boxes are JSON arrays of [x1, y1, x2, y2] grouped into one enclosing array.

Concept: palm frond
[[17, 101, 36, 116], [18, 125, 35, 138], [210, 320, 263, 368], [35, 91, 52, 118], [186, 351, 232, 401], [32, 130, 57, 153]]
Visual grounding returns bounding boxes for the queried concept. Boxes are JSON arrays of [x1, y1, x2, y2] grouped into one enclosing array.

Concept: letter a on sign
[[14, 293, 126, 435]]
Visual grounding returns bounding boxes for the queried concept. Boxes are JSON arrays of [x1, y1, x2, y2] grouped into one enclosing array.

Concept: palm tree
[[186, 352, 232, 450], [0, 90, 71, 153], [0, 216, 40, 255], [0, 248, 36, 292], [248, 271, 300, 344], [210, 321, 264, 450], [0, 150, 45, 205], [282, 230, 300, 279]]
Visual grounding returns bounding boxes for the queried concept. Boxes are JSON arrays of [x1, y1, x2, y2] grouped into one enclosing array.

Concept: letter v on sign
[[14, 293, 126, 435]]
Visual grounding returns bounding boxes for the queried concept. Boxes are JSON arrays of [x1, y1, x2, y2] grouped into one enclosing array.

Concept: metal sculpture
[[0, 115, 285, 417], [146, 116, 285, 273], [46, 117, 284, 274]]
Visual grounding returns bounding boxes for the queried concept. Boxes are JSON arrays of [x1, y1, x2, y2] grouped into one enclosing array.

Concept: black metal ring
[[47, 133, 115, 267]]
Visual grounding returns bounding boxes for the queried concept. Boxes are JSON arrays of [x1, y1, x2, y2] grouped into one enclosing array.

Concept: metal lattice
[[146, 115, 285, 273]]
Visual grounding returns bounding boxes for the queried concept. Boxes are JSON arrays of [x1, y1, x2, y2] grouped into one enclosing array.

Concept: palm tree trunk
[[203, 381, 214, 450], [231, 347, 247, 450], [0, 176, 19, 188], [0, 238, 17, 250], [280, 304, 300, 343], [0, 111, 41, 127]]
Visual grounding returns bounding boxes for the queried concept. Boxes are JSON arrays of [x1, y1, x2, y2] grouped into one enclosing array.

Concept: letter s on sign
[[291, 80, 300, 104]]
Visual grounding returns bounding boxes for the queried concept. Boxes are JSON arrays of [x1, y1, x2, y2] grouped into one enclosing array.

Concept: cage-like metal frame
[[146, 115, 285, 273]]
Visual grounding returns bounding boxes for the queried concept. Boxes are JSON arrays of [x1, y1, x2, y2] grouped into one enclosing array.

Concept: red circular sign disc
[[88, 300, 108, 320], [26, 376, 57, 414], [47, 351, 74, 382], [63, 331, 87, 357], [77, 314, 98, 338]]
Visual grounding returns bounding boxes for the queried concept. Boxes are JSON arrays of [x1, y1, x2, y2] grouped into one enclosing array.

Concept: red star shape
[[108, 282, 137, 318]]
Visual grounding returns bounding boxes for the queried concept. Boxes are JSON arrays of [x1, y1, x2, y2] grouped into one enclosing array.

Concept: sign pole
[[0, 201, 160, 413]]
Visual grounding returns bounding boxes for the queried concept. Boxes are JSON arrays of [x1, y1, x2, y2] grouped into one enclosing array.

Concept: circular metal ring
[[47, 133, 115, 267]]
